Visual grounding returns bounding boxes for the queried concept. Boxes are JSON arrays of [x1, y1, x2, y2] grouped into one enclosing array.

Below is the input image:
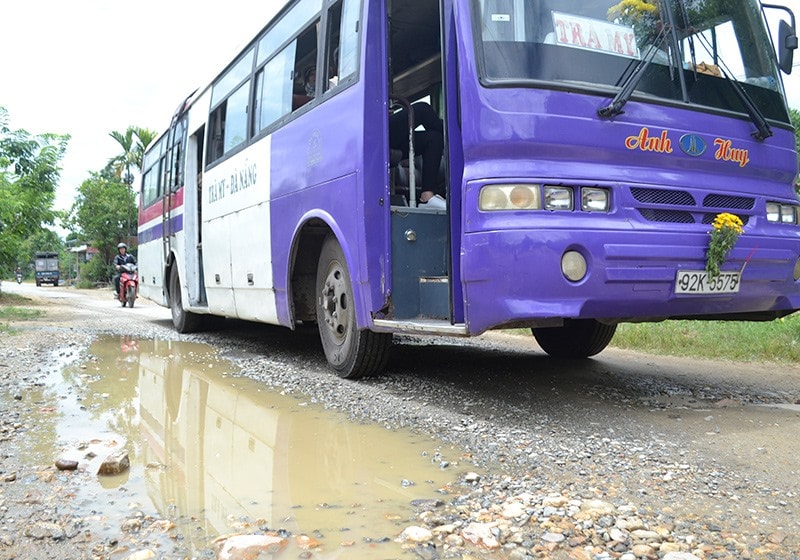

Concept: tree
[[108, 126, 157, 184], [68, 168, 136, 267], [790, 108, 800, 196], [790, 108, 800, 163], [0, 107, 69, 277], [109, 126, 157, 243]]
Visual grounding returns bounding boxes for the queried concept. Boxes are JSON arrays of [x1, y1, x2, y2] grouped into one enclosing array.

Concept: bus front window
[[473, 0, 790, 124]]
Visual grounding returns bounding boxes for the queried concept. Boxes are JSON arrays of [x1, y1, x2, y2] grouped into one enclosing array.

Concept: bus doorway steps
[[390, 209, 448, 320], [419, 276, 449, 319]]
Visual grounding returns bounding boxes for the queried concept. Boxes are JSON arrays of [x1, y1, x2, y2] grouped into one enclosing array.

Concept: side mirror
[[779, 19, 798, 74]]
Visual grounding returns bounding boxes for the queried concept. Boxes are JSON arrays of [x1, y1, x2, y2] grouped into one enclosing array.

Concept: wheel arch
[[287, 215, 341, 326]]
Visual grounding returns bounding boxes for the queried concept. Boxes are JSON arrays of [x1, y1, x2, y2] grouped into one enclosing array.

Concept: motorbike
[[118, 263, 139, 308], [16, 272, 22, 284]]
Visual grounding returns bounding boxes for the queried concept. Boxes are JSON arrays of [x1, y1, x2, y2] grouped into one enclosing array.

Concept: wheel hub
[[320, 266, 349, 341]]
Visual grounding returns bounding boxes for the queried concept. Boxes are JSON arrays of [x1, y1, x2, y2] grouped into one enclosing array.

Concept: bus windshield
[[473, 0, 790, 123]]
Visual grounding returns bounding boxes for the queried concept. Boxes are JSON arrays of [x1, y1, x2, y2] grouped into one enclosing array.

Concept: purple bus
[[139, 0, 800, 378]]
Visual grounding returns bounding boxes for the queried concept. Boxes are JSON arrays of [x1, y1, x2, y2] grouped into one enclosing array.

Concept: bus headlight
[[479, 184, 541, 211], [544, 186, 574, 211], [766, 202, 780, 222], [781, 205, 797, 224], [795, 258, 800, 282], [766, 201, 798, 224], [581, 187, 610, 212], [561, 251, 587, 282]]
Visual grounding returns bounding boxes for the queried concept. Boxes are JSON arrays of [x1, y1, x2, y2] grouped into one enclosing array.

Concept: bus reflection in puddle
[[133, 337, 460, 556]]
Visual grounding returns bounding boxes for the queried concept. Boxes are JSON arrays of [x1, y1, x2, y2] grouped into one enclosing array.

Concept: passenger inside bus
[[302, 48, 340, 101], [389, 101, 445, 209], [293, 68, 314, 109]]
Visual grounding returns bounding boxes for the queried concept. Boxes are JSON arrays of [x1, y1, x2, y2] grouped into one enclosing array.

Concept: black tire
[[126, 285, 136, 308], [532, 319, 617, 358], [315, 235, 392, 378], [169, 267, 202, 333]]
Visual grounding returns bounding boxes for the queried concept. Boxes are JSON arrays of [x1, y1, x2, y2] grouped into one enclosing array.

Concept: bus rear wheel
[[315, 235, 391, 379], [532, 319, 616, 358], [169, 267, 202, 333]]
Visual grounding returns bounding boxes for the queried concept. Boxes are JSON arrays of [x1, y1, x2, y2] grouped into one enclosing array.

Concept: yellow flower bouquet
[[705, 213, 743, 279], [607, 0, 659, 40]]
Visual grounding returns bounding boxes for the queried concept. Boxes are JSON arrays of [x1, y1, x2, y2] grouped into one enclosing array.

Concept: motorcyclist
[[15, 266, 22, 283], [113, 243, 137, 297]]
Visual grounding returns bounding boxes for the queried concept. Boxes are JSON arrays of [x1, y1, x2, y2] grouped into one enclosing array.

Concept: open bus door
[[385, 0, 457, 327], [162, 104, 207, 309], [183, 126, 207, 307]]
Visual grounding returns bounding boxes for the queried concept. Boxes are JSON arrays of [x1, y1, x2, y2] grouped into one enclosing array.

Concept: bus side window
[[207, 49, 254, 165], [208, 108, 225, 163], [207, 82, 250, 163], [142, 169, 157, 207], [254, 41, 297, 132], [324, 0, 359, 95], [292, 24, 320, 107]]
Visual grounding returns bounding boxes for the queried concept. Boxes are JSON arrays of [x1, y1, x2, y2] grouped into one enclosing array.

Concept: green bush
[[80, 255, 113, 286]]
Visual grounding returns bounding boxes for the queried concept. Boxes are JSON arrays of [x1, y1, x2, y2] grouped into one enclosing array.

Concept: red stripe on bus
[[138, 187, 185, 225]]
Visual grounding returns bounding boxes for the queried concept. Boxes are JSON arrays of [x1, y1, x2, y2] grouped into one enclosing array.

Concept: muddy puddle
[[21, 335, 467, 558]]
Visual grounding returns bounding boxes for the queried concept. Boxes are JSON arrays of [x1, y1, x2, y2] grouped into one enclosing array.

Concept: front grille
[[701, 214, 750, 226], [631, 187, 695, 206], [638, 209, 695, 223], [631, 186, 754, 226], [703, 194, 755, 210]]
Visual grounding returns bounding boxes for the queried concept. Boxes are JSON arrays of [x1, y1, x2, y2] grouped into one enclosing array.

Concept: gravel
[[0, 288, 798, 559]]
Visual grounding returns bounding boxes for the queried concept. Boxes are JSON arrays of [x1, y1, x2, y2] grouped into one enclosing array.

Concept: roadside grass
[[612, 315, 800, 364], [510, 313, 800, 364], [0, 292, 44, 334]]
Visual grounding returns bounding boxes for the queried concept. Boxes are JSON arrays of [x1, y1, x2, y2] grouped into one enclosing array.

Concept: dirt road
[[1, 283, 799, 559]]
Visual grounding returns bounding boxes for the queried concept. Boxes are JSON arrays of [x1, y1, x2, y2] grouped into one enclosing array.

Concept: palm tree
[[108, 128, 136, 185], [109, 126, 158, 243], [131, 127, 157, 172], [109, 126, 157, 184]]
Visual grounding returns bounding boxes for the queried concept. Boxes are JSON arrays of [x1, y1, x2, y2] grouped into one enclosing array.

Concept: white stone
[[542, 532, 566, 543], [609, 527, 627, 542], [542, 495, 569, 507], [631, 529, 661, 541], [399, 525, 433, 543], [124, 551, 156, 560], [580, 499, 615, 515], [662, 553, 701, 560], [215, 534, 288, 560], [501, 501, 526, 518]]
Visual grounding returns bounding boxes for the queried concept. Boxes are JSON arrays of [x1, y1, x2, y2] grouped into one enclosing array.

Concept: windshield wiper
[[597, 24, 670, 118], [600, 0, 772, 140], [709, 64, 773, 141], [682, 2, 773, 141], [597, 0, 686, 118]]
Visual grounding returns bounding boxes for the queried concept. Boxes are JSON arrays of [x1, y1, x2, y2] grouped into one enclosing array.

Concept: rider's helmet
[[117, 243, 128, 250]]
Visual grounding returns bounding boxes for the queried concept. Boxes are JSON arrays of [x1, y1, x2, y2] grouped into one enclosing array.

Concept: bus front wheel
[[315, 235, 391, 379], [532, 319, 616, 358], [169, 267, 202, 333]]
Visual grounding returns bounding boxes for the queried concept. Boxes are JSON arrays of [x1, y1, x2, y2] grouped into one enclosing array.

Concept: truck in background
[[34, 252, 59, 287]]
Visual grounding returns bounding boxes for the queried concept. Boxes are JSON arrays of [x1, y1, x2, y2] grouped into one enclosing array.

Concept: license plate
[[675, 270, 741, 295]]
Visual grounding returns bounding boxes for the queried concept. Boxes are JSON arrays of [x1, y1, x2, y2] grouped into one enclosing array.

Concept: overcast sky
[[1, 0, 281, 212], [2, 0, 799, 216]]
